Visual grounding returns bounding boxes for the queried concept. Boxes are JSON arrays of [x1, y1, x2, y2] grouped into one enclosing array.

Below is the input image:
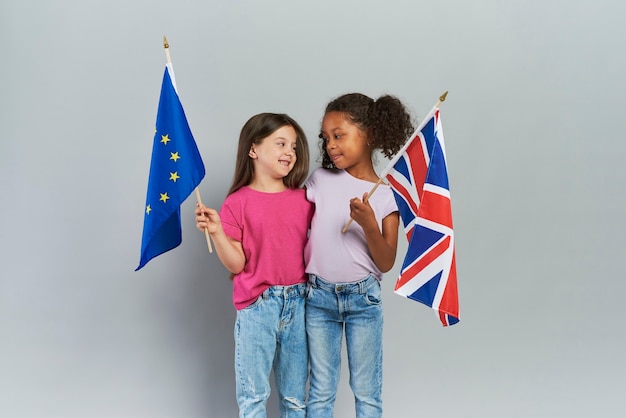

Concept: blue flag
[[136, 64, 205, 271]]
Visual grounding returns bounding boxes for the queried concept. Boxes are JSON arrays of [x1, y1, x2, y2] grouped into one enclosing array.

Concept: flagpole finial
[[439, 91, 448, 102], [163, 36, 172, 64]]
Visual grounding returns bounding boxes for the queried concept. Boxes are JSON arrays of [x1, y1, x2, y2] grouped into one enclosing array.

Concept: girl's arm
[[195, 203, 246, 274], [349, 193, 399, 273]]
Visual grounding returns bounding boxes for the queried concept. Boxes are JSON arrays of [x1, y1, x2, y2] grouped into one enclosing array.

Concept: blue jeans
[[234, 283, 308, 418], [306, 274, 383, 418]]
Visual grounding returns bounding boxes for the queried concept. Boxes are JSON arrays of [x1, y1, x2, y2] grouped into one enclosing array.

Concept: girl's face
[[320, 111, 369, 170], [249, 125, 298, 180]]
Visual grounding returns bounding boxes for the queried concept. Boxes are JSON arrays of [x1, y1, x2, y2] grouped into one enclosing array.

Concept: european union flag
[[136, 64, 205, 271]]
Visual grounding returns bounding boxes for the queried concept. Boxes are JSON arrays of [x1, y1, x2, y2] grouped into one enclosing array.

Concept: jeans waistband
[[262, 283, 307, 299], [309, 274, 378, 294]]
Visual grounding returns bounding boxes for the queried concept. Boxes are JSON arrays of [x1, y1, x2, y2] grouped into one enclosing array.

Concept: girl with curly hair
[[304, 93, 414, 417]]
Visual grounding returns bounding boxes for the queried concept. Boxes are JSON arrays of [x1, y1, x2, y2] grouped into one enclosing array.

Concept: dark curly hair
[[318, 93, 414, 168]]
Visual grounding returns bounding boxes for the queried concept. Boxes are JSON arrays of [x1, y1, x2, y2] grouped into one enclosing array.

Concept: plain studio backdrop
[[2, 0, 625, 417]]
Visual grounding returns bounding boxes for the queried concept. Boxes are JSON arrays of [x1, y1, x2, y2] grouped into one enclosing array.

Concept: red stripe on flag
[[418, 190, 453, 229], [386, 175, 419, 216], [406, 140, 428, 196], [438, 250, 459, 319], [395, 235, 451, 290], [438, 311, 448, 325]]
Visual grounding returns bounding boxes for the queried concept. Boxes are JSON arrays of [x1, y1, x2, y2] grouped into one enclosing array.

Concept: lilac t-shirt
[[220, 186, 314, 310], [304, 168, 398, 283]]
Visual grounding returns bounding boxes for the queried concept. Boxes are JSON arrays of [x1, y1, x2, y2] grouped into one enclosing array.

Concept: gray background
[[2, 0, 625, 417]]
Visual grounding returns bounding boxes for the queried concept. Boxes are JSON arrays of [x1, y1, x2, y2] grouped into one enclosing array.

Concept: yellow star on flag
[[170, 151, 180, 162], [161, 134, 171, 145], [159, 193, 170, 203], [169, 172, 180, 182], [146, 205, 152, 214]]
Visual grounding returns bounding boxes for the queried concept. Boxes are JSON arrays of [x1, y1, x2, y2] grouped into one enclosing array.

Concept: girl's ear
[[248, 146, 256, 159]]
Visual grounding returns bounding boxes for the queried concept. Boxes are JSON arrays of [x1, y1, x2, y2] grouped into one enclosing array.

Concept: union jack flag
[[383, 108, 459, 326]]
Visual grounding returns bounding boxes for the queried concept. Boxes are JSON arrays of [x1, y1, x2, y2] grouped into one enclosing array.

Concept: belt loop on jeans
[[263, 283, 306, 298], [359, 274, 372, 294], [310, 274, 376, 294]]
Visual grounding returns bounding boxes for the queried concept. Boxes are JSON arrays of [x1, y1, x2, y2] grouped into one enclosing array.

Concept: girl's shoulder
[[222, 186, 251, 206], [229, 185, 306, 201], [284, 187, 307, 198], [308, 167, 343, 182], [315, 167, 342, 175]]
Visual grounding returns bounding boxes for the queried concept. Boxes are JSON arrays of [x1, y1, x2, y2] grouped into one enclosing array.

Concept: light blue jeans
[[306, 274, 383, 418], [234, 283, 308, 418]]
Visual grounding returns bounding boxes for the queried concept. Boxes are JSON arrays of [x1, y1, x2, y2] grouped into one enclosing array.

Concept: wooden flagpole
[[341, 91, 448, 234], [163, 36, 213, 253]]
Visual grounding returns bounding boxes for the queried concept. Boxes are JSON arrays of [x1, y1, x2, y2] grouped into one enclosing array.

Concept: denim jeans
[[234, 283, 308, 418], [306, 274, 383, 418]]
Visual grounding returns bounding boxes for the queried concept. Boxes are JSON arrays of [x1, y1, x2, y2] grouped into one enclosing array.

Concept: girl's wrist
[[209, 225, 225, 237]]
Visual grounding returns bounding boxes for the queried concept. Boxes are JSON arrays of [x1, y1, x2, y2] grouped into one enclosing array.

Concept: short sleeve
[[382, 186, 399, 219], [304, 169, 317, 203], [219, 198, 243, 242]]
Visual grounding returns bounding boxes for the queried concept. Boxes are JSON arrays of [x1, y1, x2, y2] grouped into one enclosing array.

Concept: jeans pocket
[[242, 294, 264, 311], [364, 280, 382, 306]]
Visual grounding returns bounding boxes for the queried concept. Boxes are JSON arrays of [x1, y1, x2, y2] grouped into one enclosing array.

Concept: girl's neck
[[344, 160, 379, 183], [247, 176, 288, 193]]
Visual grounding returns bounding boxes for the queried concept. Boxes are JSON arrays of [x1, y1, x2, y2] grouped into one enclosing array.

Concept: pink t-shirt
[[220, 186, 314, 310], [304, 168, 398, 283]]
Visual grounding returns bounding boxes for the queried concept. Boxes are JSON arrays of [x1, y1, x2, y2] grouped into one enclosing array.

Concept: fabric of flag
[[385, 109, 459, 326], [136, 64, 205, 271]]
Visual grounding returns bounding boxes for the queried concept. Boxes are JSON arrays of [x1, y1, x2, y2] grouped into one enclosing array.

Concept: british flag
[[383, 108, 459, 326]]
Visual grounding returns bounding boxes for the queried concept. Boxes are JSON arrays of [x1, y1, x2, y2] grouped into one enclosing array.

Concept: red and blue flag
[[384, 108, 459, 326]]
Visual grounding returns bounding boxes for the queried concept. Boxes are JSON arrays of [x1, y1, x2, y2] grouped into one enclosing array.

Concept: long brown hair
[[228, 113, 310, 195]]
